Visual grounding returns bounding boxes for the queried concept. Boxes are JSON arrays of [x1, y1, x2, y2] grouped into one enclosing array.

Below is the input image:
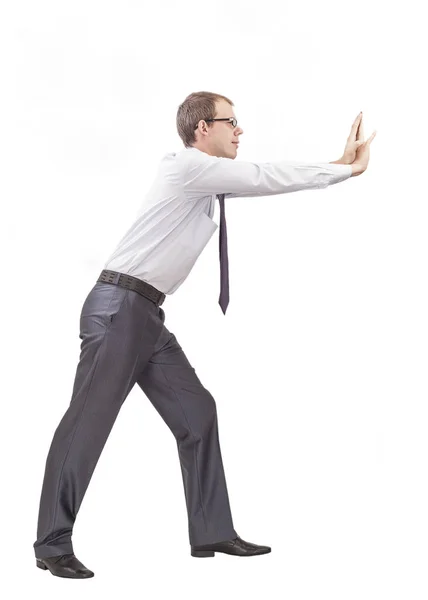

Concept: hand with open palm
[[341, 112, 377, 176]]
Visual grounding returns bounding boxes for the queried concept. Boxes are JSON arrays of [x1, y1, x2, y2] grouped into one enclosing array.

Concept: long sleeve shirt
[[103, 146, 353, 294]]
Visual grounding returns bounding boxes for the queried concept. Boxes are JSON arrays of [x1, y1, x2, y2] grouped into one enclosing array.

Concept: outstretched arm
[[181, 152, 353, 201], [183, 111, 375, 200]]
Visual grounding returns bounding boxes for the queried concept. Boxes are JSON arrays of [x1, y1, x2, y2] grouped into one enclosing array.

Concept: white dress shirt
[[103, 147, 353, 295]]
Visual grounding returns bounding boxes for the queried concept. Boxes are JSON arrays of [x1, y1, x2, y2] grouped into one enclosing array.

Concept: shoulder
[[171, 147, 222, 178]]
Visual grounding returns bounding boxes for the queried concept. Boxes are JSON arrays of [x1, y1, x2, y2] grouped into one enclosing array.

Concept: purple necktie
[[217, 193, 229, 314]]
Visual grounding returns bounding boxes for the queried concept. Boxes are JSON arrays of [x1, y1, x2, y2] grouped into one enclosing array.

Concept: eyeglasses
[[194, 117, 238, 130]]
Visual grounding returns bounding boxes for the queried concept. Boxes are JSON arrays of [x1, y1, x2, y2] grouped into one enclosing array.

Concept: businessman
[[33, 91, 376, 578]]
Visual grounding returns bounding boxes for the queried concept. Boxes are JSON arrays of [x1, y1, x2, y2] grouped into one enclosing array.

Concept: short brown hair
[[176, 91, 234, 148]]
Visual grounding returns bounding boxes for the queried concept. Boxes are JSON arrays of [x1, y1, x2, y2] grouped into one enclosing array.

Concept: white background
[[1, 0, 427, 598]]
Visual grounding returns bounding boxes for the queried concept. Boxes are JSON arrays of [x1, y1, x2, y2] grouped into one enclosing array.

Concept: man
[[33, 91, 376, 578]]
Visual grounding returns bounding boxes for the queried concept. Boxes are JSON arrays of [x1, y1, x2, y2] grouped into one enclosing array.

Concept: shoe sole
[[191, 548, 271, 558]]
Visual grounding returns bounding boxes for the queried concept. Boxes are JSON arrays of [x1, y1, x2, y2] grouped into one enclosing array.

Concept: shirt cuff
[[327, 163, 353, 185]]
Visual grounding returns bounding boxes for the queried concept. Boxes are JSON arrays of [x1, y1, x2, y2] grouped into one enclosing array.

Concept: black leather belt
[[97, 269, 166, 306]]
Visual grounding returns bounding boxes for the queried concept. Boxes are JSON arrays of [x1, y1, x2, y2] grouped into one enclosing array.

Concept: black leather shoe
[[36, 553, 94, 578], [191, 535, 271, 557]]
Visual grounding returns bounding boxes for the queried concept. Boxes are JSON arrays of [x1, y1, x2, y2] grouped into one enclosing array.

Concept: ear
[[197, 121, 210, 137]]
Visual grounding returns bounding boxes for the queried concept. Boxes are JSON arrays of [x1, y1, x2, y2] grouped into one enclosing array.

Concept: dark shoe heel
[[191, 549, 215, 557], [36, 559, 48, 570]]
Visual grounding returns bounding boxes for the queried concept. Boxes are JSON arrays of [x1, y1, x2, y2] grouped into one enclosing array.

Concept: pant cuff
[[34, 541, 74, 559], [190, 527, 239, 547]]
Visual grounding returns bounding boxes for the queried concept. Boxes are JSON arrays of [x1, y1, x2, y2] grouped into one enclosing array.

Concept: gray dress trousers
[[33, 279, 238, 558]]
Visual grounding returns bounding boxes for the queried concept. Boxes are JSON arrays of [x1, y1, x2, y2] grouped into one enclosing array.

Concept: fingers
[[349, 114, 376, 149], [364, 131, 377, 146], [360, 132, 376, 161], [357, 113, 364, 141], [349, 112, 362, 140]]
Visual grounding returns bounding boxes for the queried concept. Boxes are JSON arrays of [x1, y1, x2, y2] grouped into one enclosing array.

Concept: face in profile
[[197, 99, 244, 159]]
